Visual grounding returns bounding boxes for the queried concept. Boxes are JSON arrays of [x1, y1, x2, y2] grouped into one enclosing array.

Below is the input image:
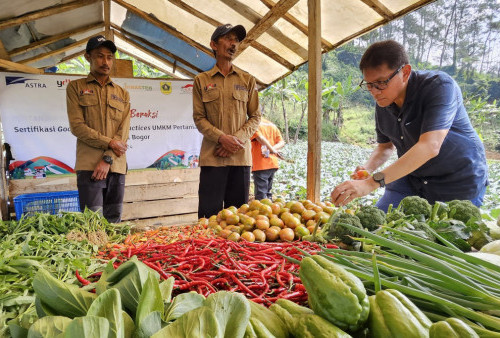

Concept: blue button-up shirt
[[375, 70, 488, 203]]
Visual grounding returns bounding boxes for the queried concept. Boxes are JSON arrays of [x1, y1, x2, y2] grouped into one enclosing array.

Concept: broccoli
[[431, 201, 450, 220], [399, 196, 432, 219], [386, 210, 405, 223], [447, 200, 481, 224], [355, 205, 386, 231], [302, 233, 328, 244], [395, 220, 436, 242], [323, 212, 363, 245]]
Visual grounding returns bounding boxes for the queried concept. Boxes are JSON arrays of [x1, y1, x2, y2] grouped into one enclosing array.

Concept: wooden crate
[[8, 168, 200, 226]]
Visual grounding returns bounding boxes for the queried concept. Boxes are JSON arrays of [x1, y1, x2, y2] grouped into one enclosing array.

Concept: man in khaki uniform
[[66, 35, 130, 223], [193, 24, 261, 218]]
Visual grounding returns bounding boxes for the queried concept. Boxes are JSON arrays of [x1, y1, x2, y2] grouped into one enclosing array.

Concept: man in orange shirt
[[251, 115, 285, 200]]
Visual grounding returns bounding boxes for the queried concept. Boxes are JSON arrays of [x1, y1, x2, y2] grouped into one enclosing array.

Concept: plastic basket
[[13, 190, 80, 220]]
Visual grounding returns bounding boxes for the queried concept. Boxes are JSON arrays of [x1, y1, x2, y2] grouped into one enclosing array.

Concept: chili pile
[[94, 237, 337, 306]]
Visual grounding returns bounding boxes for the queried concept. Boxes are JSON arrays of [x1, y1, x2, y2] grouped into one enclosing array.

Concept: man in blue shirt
[[331, 40, 488, 211]]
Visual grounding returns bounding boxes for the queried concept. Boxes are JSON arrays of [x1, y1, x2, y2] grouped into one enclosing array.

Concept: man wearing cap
[[193, 24, 261, 218], [66, 35, 130, 223]]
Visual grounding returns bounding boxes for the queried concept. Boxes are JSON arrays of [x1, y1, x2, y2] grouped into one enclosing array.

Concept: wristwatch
[[102, 155, 113, 165], [372, 172, 385, 188]]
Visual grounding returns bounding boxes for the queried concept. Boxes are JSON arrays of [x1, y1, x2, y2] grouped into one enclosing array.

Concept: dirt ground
[[486, 150, 500, 161]]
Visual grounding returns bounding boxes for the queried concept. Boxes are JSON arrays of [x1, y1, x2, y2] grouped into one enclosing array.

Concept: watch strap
[[103, 155, 113, 165], [373, 172, 385, 188]]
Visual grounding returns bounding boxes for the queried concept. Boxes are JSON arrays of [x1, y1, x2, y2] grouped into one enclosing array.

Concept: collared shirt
[[193, 65, 261, 167], [375, 70, 488, 203], [66, 73, 130, 174], [251, 118, 283, 171]]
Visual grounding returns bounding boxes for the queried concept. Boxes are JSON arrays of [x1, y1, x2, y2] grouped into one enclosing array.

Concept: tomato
[[295, 225, 310, 238], [279, 228, 295, 242], [350, 169, 370, 180]]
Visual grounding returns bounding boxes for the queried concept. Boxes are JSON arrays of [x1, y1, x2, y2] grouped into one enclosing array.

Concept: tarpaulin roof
[[0, 0, 435, 87]]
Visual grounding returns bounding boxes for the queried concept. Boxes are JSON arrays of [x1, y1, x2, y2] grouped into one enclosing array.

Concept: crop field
[[273, 141, 500, 214]]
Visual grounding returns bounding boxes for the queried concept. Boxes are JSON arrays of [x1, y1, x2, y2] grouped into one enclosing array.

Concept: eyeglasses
[[359, 65, 404, 91]]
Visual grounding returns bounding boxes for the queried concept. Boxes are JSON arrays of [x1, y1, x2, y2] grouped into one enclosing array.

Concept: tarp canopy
[[0, 0, 435, 87]]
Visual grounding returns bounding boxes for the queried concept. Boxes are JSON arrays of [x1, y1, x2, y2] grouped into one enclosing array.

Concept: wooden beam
[[235, 0, 300, 58], [359, 0, 394, 20], [0, 59, 42, 74], [0, 39, 10, 60], [260, 0, 333, 50], [114, 30, 196, 78], [19, 33, 103, 65], [128, 213, 198, 228], [122, 196, 198, 220], [221, 0, 306, 60], [167, 0, 294, 70], [306, 0, 321, 203], [261, 0, 435, 89], [0, 0, 101, 31], [111, 23, 203, 73], [116, 47, 174, 78], [113, 0, 214, 59], [52, 49, 86, 68], [104, 0, 111, 39], [9, 22, 103, 57]]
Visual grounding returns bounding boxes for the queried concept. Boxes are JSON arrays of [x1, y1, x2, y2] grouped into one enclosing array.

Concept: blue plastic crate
[[13, 190, 80, 220]]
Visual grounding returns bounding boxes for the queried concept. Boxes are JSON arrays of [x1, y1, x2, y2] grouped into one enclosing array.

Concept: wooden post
[[307, 0, 321, 203], [104, 0, 111, 39]]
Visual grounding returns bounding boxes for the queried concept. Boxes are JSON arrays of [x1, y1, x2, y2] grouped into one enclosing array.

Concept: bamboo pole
[[306, 0, 321, 203]]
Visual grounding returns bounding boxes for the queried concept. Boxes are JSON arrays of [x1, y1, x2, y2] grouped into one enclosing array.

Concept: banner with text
[[0, 72, 202, 179]]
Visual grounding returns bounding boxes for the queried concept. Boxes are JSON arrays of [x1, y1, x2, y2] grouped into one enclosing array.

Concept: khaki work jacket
[[193, 65, 261, 167], [66, 73, 130, 174]]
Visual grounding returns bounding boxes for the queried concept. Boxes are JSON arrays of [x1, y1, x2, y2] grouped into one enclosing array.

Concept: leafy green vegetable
[[32, 269, 96, 318], [133, 312, 162, 338], [104, 257, 159, 315], [152, 306, 220, 338], [64, 316, 110, 338], [159, 277, 175, 303], [204, 291, 251, 338], [429, 220, 471, 251], [164, 292, 205, 323], [26, 316, 72, 338], [87, 288, 123, 338], [135, 272, 164, 327]]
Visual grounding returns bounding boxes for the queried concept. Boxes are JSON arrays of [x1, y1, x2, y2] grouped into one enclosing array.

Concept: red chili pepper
[[177, 280, 217, 293], [75, 270, 90, 286], [228, 274, 260, 298]]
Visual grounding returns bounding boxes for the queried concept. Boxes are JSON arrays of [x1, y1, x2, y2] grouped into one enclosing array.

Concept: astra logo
[[5, 76, 47, 88], [56, 79, 71, 88]]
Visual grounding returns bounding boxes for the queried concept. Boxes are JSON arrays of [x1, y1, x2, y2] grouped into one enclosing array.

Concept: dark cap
[[211, 24, 246, 42], [86, 35, 117, 54]]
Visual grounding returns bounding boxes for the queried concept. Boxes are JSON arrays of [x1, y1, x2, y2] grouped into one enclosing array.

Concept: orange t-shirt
[[251, 118, 284, 172]]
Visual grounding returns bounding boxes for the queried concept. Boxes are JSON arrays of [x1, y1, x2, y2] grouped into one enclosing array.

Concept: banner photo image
[[0, 73, 202, 179]]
